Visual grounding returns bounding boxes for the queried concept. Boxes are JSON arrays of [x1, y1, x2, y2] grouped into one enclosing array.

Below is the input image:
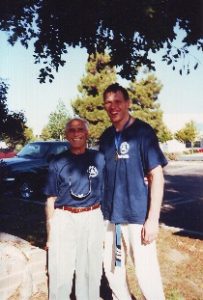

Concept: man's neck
[[70, 148, 86, 155], [113, 114, 131, 132]]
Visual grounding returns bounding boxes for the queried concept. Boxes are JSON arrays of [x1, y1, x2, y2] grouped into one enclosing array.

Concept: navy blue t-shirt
[[99, 119, 168, 224], [44, 149, 105, 208]]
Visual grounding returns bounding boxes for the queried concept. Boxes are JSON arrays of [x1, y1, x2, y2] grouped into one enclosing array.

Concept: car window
[[17, 143, 50, 158], [49, 144, 68, 156]]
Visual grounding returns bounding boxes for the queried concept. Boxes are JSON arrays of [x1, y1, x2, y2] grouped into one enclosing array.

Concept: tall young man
[[100, 83, 167, 300]]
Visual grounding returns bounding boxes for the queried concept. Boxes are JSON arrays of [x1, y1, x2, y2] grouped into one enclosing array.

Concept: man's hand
[[141, 218, 159, 245], [45, 219, 52, 250]]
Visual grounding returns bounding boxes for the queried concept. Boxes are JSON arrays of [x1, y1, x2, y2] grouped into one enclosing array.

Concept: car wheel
[[19, 181, 34, 200]]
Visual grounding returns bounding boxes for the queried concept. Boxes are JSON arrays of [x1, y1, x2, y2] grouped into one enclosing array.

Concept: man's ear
[[85, 130, 89, 139], [128, 99, 132, 110]]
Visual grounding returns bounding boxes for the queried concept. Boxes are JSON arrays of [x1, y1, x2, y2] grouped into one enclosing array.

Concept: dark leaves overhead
[[0, 0, 202, 82]]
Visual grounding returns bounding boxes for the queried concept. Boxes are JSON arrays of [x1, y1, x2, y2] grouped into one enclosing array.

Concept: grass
[[28, 226, 203, 300], [134, 226, 203, 300]]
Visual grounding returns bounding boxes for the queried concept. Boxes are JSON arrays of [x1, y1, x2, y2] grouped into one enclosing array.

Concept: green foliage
[[24, 127, 35, 143], [40, 126, 52, 141], [0, 79, 8, 120], [167, 289, 184, 300], [158, 125, 173, 143], [43, 100, 71, 140], [0, 79, 27, 146], [2, 112, 27, 147], [72, 52, 172, 144], [72, 53, 116, 142], [174, 121, 198, 144], [11, 126, 36, 151], [128, 74, 172, 142], [0, 1, 202, 82], [0, 2, 202, 135]]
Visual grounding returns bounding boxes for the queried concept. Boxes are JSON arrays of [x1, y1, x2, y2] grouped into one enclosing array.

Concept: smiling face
[[104, 91, 131, 130], [65, 119, 88, 154]]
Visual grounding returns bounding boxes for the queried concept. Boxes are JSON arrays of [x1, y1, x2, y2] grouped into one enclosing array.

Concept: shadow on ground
[[0, 196, 47, 248], [160, 173, 203, 240]]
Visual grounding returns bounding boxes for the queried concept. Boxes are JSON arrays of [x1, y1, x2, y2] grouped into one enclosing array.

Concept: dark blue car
[[0, 141, 69, 199]]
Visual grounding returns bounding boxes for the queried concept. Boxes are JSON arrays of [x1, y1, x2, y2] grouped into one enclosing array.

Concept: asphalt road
[[1, 160, 203, 245], [160, 160, 203, 237]]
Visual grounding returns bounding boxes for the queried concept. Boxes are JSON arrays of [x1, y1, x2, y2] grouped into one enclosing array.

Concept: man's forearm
[[46, 196, 57, 221], [147, 165, 164, 222]]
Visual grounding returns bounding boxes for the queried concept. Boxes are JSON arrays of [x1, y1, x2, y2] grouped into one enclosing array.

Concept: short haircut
[[65, 118, 89, 132], [103, 83, 129, 101]]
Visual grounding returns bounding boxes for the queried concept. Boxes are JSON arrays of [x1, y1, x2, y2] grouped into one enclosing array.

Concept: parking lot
[[161, 160, 203, 235], [1, 160, 203, 246]]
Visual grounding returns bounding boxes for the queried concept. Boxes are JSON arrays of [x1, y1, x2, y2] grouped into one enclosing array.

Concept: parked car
[[0, 148, 16, 159], [0, 141, 69, 200]]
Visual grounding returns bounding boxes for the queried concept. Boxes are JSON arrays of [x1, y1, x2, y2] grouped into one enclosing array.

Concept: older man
[[44, 118, 105, 300]]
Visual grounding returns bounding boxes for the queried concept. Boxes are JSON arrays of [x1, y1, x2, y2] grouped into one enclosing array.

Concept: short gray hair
[[65, 118, 89, 132]]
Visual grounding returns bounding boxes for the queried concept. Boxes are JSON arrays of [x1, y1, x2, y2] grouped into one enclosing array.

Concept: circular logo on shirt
[[88, 166, 98, 177], [120, 142, 130, 155]]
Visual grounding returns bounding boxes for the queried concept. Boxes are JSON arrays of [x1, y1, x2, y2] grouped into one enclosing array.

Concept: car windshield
[[17, 143, 50, 158]]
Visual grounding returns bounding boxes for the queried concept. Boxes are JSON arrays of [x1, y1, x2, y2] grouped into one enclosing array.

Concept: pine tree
[[72, 52, 116, 144], [72, 53, 172, 144], [128, 74, 172, 142]]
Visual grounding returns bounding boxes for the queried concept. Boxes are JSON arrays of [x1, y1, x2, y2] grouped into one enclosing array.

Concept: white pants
[[48, 208, 104, 300], [103, 222, 165, 300]]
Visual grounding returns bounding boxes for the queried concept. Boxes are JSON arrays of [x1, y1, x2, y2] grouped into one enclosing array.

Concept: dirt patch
[[126, 226, 203, 300], [157, 226, 203, 300]]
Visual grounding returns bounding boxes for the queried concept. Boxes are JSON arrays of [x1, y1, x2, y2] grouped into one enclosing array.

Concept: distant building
[[163, 113, 203, 151], [185, 134, 203, 149], [160, 140, 186, 153]]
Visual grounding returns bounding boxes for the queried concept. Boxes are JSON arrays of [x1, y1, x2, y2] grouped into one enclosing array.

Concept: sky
[[0, 30, 203, 135]]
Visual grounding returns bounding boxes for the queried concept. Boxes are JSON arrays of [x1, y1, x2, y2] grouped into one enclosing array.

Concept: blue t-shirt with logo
[[99, 119, 168, 224], [44, 149, 105, 208]]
